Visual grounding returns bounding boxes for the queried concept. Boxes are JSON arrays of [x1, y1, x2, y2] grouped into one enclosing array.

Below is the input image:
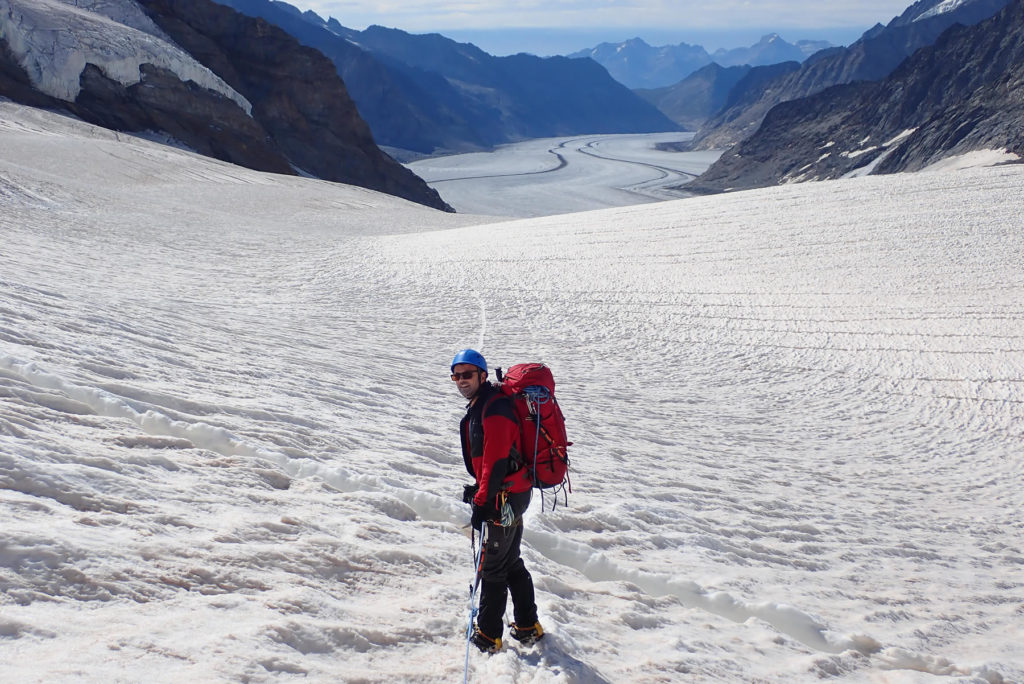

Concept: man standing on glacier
[[451, 348, 544, 653]]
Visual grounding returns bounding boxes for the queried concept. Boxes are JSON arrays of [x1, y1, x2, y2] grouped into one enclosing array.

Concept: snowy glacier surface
[[1, 102, 1023, 683]]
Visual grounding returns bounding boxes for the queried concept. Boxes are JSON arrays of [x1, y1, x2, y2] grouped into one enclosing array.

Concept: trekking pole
[[463, 524, 488, 683]]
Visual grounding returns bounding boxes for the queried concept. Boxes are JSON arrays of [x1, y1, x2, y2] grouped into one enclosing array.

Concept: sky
[[287, 0, 919, 54]]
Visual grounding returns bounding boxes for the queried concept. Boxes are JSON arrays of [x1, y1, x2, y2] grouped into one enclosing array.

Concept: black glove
[[462, 483, 479, 504], [471, 503, 498, 531]]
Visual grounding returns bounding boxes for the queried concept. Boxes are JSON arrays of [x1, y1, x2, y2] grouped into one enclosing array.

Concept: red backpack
[[494, 363, 571, 506]]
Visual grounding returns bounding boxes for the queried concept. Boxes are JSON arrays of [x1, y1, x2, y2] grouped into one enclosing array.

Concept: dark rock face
[[0, 39, 60, 109], [694, 0, 1015, 150], [212, 0, 491, 154], [135, 0, 451, 210], [701, 62, 802, 140], [76, 63, 295, 174], [635, 64, 753, 131], [216, 0, 680, 155], [689, 0, 1024, 193]]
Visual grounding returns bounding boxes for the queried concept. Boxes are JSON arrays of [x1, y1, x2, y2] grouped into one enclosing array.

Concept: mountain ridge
[[692, 0, 1015, 150], [569, 34, 831, 90], [688, 0, 1024, 192]]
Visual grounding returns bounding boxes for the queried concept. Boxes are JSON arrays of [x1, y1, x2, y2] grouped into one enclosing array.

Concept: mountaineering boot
[[470, 626, 502, 653], [509, 621, 544, 646]]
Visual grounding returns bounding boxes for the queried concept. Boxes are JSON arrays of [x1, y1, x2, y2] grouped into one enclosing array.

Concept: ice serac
[[688, 0, 1024, 193], [0, 0, 250, 110]]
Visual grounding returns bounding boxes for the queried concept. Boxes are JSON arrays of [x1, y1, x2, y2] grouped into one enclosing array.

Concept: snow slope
[[2, 101, 1023, 683]]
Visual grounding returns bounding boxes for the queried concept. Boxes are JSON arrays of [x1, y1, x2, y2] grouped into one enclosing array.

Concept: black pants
[[477, 491, 537, 639]]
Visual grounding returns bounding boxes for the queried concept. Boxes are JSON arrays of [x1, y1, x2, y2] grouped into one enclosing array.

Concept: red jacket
[[461, 382, 531, 507]]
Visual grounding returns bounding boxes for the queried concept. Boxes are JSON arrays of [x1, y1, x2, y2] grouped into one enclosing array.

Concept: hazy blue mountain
[[570, 34, 831, 89], [213, 0, 492, 154], [217, 0, 679, 156], [634, 63, 753, 130], [711, 34, 815, 67], [568, 38, 713, 89]]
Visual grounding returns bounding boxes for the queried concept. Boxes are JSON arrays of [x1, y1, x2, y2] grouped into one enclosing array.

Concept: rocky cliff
[[211, 0, 492, 155]]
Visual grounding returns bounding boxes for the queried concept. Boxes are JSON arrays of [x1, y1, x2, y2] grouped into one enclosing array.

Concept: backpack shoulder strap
[[481, 386, 519, 424]]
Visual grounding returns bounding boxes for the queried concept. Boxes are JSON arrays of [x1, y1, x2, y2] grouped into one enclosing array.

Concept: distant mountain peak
[[301, 9, 324, 24], [573, 33, 829, 89]]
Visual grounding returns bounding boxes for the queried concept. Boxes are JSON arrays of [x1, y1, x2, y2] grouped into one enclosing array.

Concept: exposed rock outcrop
[[75, 62, 294, 174], [211, 0, 490, 155]]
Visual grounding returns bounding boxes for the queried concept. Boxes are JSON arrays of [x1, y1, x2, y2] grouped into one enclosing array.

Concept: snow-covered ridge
[[0, 0, 251, 113], [914, 0, 972, 21]]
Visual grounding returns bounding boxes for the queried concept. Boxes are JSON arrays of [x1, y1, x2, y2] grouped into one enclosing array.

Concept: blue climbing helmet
[[451, 348, 487, 373]]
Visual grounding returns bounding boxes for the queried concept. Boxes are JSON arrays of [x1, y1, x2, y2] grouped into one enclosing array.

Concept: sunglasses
[[451, 370, 481, 381]]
